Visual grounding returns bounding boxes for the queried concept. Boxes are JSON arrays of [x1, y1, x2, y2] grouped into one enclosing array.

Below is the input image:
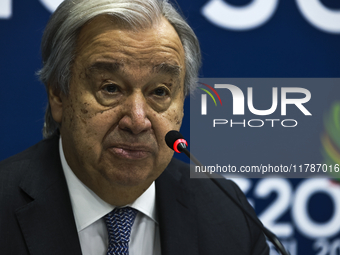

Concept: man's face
[[50, 16, 185, 193]]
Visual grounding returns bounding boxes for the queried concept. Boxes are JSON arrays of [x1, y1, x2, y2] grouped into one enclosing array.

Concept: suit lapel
[[156, 160, 199, 255], [14, 136, 82, 255]]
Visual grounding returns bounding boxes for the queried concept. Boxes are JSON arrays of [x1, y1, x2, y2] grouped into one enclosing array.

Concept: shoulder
[[163, 158, 269, 254], [0, 135, 59, 167], [163, 158, 253, 222], [0, 135, 59, 190], [164, 157, 247, 198]]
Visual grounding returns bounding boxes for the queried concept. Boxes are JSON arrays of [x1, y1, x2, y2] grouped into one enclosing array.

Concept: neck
[[71, 166, 153, 206]]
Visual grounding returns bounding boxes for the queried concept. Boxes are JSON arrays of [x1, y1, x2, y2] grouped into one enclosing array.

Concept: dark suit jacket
[[0, 134, 269, 255]]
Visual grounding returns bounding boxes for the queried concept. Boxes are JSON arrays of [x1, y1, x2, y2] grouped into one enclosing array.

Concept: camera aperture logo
[[198, 83, 312, 128], [198, 82, 223, 114]]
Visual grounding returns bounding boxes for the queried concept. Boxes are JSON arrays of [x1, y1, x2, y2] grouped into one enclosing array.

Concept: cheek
[[152, 104, 184, 149], [165, 103, 184, 129], [62, 96, 117, 140], [157, 107, 183, 130]]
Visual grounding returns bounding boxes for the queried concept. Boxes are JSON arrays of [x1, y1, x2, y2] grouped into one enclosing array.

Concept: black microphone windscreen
[[165, 130, 184, 150]]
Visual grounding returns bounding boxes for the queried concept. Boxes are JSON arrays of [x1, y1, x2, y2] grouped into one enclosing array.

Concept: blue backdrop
[[1, 0, 340, 254]]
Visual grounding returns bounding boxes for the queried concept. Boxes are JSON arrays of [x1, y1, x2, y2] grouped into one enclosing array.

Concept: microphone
[[165, 130, 202, 167], [165, 130, 188, 153], [165, 130, 290, 255]]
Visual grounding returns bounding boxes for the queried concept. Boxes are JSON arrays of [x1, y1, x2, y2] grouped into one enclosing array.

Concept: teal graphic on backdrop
[[322, 102, 340, 182]]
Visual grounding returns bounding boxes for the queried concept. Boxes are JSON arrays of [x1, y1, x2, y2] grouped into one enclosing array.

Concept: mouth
[[108, 144, 153, 160]]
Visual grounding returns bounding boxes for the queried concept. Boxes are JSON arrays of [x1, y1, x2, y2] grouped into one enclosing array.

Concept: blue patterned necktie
[[104, 207, 138, 255]]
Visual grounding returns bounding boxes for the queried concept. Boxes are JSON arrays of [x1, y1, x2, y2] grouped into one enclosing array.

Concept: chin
[[101, 165, 155, 187]]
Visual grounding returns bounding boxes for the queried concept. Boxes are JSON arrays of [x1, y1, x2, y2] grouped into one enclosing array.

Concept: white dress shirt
[[59, 138, 161, 255]]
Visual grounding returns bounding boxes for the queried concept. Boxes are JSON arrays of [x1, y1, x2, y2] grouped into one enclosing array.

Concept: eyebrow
[[152, 63, 182, 77], [87, 61, 123, 73], [87, 60, 182, 78]]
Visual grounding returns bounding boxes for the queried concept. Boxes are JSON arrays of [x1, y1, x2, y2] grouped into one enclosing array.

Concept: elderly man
[[0, 0, 269, 254]]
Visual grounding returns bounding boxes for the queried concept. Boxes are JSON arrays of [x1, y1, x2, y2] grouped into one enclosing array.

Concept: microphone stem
[[182, 148, 202, 167], [181, 147, 289, 255]]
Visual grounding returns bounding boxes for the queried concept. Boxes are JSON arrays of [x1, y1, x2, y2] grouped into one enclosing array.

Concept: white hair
[[37, 0, 201, 138]]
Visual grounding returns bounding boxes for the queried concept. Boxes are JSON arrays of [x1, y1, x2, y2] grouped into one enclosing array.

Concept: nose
[[118, 92, 152, 134]]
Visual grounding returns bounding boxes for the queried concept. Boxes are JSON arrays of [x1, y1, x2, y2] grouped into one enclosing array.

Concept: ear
[[48, 85, 63, 123]]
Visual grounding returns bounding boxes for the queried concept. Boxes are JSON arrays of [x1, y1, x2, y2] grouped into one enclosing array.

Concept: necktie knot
[[105, 207, 138, 255]]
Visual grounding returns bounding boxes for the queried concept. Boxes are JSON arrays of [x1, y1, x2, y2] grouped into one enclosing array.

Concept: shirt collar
[[59, 137, 158, 232]]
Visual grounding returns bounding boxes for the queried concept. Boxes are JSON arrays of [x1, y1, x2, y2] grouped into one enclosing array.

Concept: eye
[[153, 87, 169, 97], [102, 83, 119, 94]]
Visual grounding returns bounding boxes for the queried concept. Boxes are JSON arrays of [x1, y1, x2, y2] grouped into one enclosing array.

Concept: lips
[[108, 144, 153, 160]]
